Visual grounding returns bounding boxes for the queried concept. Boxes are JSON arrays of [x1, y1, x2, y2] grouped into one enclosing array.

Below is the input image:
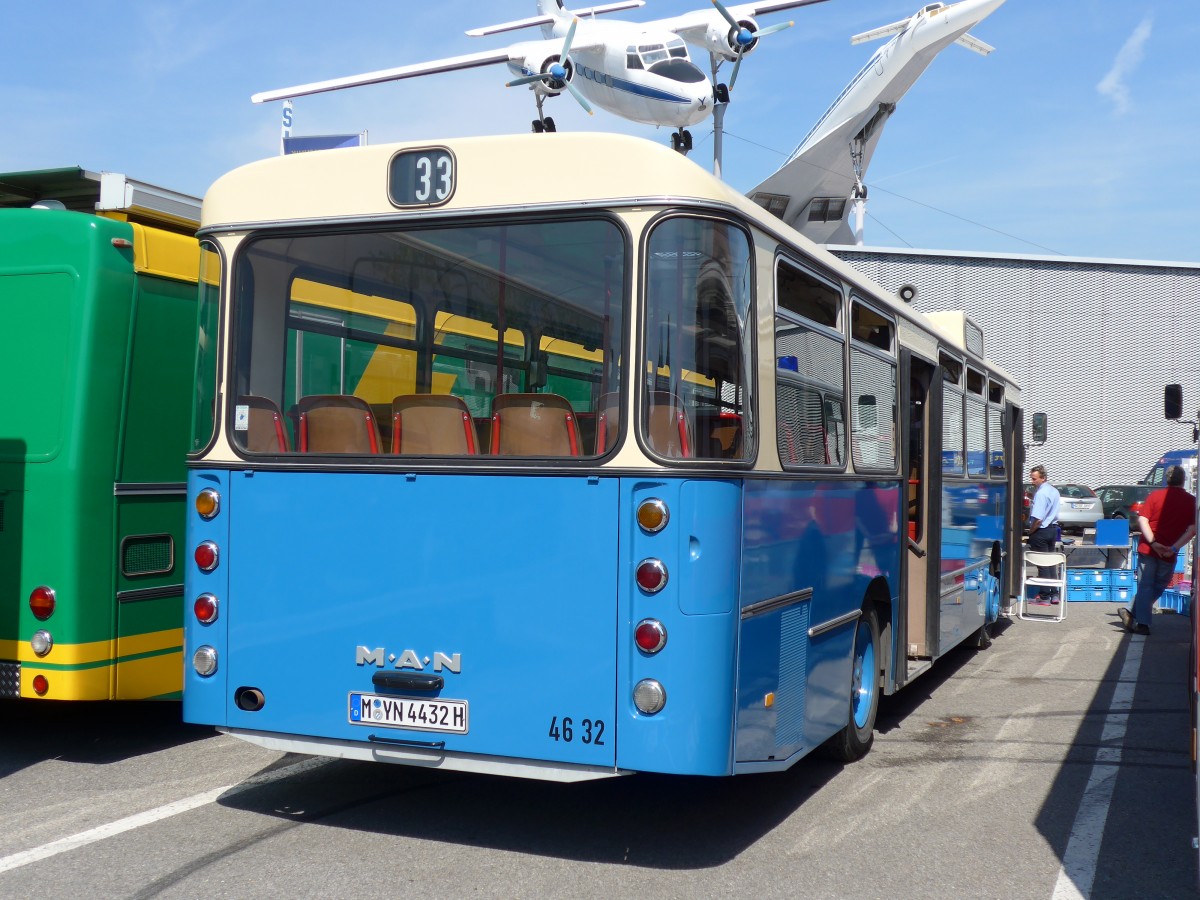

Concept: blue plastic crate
[[1067, 586, 1109, 602], [1159, 589, 1190, 614], [1066, 569, 1109, 587], [1111, 570, 1135, 589], [1112, 586, 1131, 603]]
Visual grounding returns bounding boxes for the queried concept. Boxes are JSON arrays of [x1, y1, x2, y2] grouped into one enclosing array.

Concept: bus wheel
[[824, 605, 880, 761]]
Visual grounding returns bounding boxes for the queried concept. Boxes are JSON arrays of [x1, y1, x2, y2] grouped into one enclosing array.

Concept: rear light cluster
[[192, 488, 222, 678], [27, 587, 57, 696], [632, 498, 669, 716]]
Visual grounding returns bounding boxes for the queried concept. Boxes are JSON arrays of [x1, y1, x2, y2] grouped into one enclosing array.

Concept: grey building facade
[[831, 246, 1200, 488]]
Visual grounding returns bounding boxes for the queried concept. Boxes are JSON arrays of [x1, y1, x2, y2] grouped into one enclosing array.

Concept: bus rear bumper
[[219, 727, 632, 783]]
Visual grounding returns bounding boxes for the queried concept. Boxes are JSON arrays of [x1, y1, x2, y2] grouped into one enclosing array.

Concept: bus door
[[902, 354, 942, 674]]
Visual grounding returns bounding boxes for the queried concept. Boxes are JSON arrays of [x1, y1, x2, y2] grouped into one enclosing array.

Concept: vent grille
[[121, 534, 175, 577], [775, 604, 810, 747]]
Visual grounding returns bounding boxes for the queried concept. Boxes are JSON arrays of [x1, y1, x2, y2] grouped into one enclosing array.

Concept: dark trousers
[[1029, 525, 1059, 596]]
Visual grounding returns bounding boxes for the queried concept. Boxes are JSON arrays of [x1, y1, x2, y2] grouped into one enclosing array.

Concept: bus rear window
[[229, 218, 625, 458]]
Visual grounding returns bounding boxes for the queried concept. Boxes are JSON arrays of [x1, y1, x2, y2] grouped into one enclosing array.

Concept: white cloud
[[1096, 17, 1153, 115]]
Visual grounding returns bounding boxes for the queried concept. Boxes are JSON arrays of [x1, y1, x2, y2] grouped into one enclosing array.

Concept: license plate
[[349, 692, 468, 734], [1072, 502, 1089, 509]]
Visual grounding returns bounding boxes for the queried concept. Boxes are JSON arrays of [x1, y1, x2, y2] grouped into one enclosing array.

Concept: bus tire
[[824, 605, 881, 762]]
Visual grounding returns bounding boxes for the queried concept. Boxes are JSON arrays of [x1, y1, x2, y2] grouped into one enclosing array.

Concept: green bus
[[0, 168, 201, 700]]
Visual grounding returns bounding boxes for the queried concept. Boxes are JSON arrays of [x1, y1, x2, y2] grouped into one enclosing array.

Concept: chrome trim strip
[[114, 482, 187, 497], [809, 608, 862, 639], [741, 587, 814, 620]]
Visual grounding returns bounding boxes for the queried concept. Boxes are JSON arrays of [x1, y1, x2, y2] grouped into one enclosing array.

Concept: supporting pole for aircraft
[[712, 101, 726, 179]]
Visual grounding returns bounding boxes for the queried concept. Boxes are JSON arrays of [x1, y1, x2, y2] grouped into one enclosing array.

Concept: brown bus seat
[[390, 394, 479, 455], [297, 394, 381, 454], [239, 395, 291, 452], [489, 393, 581, 457], [646, 391, 693, 458], [595, 392, 619, 454]]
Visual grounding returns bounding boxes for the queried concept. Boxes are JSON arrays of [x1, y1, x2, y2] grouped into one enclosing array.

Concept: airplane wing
[[648, 0, 830, 45], [954, 33, 995, 55], [252, 48, 518, 104], [466, 1, 646, 37], [850, 19, 909, 45]]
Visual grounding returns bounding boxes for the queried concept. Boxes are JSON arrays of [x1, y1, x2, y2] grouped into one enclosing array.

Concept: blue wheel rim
[[852, 619, 876, 729]]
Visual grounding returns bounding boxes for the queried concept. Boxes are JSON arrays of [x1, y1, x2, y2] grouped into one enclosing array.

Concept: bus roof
[[201, 133, 1018, 391], [0, 166, 200, 232]]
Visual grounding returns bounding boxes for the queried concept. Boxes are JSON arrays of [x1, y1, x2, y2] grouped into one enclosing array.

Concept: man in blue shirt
[[1028, 464, 1062, 602]]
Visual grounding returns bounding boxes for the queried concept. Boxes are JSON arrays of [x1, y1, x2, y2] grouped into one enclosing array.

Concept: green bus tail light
[[29, 586, 55, 620]]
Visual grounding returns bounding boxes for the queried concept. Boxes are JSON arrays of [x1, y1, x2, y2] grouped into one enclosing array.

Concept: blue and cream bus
[[183, 133, 1024, 780]]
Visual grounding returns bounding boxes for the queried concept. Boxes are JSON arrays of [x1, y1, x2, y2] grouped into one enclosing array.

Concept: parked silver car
[[1056, 483, 1104, 534]]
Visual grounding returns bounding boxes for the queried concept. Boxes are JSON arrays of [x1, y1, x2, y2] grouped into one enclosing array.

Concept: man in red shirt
[[1118, 465, 1196, 635]]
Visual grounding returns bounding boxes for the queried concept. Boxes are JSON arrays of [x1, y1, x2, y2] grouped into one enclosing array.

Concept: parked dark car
[[1094, 484, 1154, 527]]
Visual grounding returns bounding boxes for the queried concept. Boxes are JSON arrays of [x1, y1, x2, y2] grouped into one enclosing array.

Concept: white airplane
[[252, 0, 830, 154], [747, 0, 1006, 244]]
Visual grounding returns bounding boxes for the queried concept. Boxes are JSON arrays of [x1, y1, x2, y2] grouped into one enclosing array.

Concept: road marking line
[[0, 757, 330, 875], [1050, 637, 1144, 900]]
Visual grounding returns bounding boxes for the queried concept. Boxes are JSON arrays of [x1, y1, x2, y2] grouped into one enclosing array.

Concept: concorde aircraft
[[747, 0, 1006, 244], [253, 0, 829, 154]]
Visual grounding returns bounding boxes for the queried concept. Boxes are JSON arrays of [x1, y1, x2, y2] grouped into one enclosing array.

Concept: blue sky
[[3, 1, 1198, 262]]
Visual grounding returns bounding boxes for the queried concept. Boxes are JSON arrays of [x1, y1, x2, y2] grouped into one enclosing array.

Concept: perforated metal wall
[[833, 248, 1200, 487]]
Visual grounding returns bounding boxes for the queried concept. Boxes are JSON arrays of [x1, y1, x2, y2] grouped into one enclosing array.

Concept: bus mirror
[[1164, 384, 1183, 420], [1030, 412, 1047, 446]]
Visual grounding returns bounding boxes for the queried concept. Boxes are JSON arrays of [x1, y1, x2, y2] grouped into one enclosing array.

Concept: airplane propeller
[[505, 18, 593, 114], [711, 0, 793, 89]]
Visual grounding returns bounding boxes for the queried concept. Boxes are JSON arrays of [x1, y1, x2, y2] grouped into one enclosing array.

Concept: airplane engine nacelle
[[703, 16, 760, 62], [521, 53, 574, 96]]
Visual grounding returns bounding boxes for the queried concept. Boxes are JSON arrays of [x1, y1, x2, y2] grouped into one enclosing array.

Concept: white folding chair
[[1019, 550, 1067, 622]]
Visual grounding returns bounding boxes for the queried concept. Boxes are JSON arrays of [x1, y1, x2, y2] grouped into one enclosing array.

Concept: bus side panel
[[116, 274, 197, 482], [736, 479, 900, 764], [615, 479, 739, 776], [188, 470, 621, 770], [113, 270, 196, 699]]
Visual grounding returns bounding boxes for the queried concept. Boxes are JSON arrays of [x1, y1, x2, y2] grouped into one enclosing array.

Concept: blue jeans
[[1132, 553, 1176, 627]]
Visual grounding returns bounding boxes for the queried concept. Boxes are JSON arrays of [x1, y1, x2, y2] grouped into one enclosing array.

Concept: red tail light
[[32, 674, 49, 696], [193, 594, 219, 624], [635, 559, 668, 593], [634, 619, 667, 653], [29, 586, 56, 620], [194, 541, 219, 572]]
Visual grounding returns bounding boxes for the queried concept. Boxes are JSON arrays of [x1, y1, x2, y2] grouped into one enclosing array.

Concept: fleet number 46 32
[[548, 716, 605, 745]]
